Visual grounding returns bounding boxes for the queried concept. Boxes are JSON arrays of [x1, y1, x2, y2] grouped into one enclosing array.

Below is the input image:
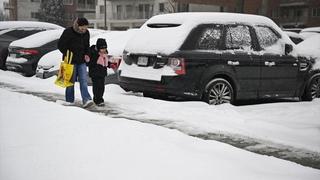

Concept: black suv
[[118, 13, 320, 105]]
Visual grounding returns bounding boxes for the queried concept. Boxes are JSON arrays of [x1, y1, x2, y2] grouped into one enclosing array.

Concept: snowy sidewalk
[[1, 88, 320, 180]]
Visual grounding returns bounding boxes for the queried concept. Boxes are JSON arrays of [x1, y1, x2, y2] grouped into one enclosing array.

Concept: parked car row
[[0, 21, 63, 71], [1, 15, 320, 105]]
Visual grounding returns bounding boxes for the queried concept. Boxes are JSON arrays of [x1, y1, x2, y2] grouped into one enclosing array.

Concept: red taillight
[[17, 49, 39, 55], [169, 58, 186, 75]]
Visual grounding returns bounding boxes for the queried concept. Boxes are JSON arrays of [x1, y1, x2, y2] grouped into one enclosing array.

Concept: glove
[[110, 63, 117, 70]]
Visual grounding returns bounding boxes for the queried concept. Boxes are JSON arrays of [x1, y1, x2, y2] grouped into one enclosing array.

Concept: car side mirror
[[285, 44, 293, 55]]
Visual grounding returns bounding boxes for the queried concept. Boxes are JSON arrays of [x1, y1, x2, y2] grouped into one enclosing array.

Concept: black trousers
[[91, 77, 105, 104]]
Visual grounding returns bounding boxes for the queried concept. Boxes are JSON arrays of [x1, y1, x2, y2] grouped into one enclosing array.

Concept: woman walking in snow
[[57, 17, 94, 108]]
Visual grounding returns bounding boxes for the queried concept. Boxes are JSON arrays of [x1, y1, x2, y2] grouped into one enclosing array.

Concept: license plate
[[137, 56, 148, 66]]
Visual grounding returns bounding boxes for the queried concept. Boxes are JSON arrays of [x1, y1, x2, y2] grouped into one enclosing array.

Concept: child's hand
[[84, 55, 90, 62]]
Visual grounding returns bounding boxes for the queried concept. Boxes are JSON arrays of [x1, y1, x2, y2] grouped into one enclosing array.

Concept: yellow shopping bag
[[54, 50, 74, 88]]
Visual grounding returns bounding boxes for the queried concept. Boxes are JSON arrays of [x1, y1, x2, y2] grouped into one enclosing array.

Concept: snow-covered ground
[[1, 72, 320, 180], [1, 70, 319, 154]]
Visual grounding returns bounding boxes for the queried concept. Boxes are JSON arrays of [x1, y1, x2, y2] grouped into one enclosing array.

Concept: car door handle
[[227, 61, 240, 66], [265, 61, 275, 67]]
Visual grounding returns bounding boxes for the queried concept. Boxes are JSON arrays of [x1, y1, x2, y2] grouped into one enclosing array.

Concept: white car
[[284, 31, 304, 44], [296, 34, 320, 70], [299, 27, 320, 39], [6, 29, 64, 76]]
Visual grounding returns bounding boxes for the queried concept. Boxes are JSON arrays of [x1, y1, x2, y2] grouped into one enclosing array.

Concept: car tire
[[203, 78, 234, 105], [301, 74, 320, 101]]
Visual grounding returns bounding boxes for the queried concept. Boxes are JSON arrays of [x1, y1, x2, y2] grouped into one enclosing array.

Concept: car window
[[255, 26, 280, 49], [196, 25, 222, 50], [3, 29, 43, 39], [225, 25, 252, 50]]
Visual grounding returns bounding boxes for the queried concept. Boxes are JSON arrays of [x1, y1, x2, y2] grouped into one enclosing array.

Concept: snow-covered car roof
[[300, 27, 320, 33], [299, 27, 320, 39], [125, 12, 293, 55], [90, 29, 138, 56], [0, 21, 63, 30], [9, 29, 64, 48]]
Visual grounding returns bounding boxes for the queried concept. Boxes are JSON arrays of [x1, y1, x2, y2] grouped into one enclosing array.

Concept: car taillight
[[169, 58, 186, 75], [17, 49, 39, 55]]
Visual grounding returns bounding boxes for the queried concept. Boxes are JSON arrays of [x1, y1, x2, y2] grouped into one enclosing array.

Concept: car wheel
[[204, 78, 234, 105], [302, 74, 320, 101]]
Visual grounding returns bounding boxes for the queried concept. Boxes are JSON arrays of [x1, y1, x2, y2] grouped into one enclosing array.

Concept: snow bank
[[1, 88, 320, 180]]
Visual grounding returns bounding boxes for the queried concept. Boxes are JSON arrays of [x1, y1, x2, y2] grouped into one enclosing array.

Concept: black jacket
[[88, 45, 108, 78], [57, 27, 90, 64]]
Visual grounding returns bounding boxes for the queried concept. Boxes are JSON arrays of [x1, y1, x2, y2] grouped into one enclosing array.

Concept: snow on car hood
[[10, 29, 64, 48], [124, 12, 295, 55], [90, 29, 138, 56], [38, 49, 62, 70], [296, 35, 320, 70]]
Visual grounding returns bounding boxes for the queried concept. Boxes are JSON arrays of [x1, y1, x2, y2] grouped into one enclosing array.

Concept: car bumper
[[6, 56, 34, 75], [118, 73, 202, 99]]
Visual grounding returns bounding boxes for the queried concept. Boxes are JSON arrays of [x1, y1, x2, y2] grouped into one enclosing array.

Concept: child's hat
[[96, 38, 107, 49]]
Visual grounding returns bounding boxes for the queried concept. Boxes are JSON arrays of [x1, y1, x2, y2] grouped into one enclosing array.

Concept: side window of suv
[[196, 25, 223, 50], [255, 26, 280, 49], [225, 25, 252, 50]]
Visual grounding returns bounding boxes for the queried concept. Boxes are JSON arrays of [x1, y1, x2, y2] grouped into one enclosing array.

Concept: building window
[[312, 8, 320, 17], [220, 6, 224, 12], [100, 5, 105, 14], [272, 8, 279, 18], [138, 4, 153, 19], [87, 0, 95, 9], [116, 5, 123, 19], [159, 3, 164, 12], [31, 12, 39, 18], [178, 3, 189, 12], [125, 5, 133, 19], [63, 0, 73, 5]]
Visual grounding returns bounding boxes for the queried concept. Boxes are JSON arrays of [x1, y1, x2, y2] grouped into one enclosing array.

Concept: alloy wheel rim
[[208, 82, 232, 105], [311, 77, 320, 99]]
